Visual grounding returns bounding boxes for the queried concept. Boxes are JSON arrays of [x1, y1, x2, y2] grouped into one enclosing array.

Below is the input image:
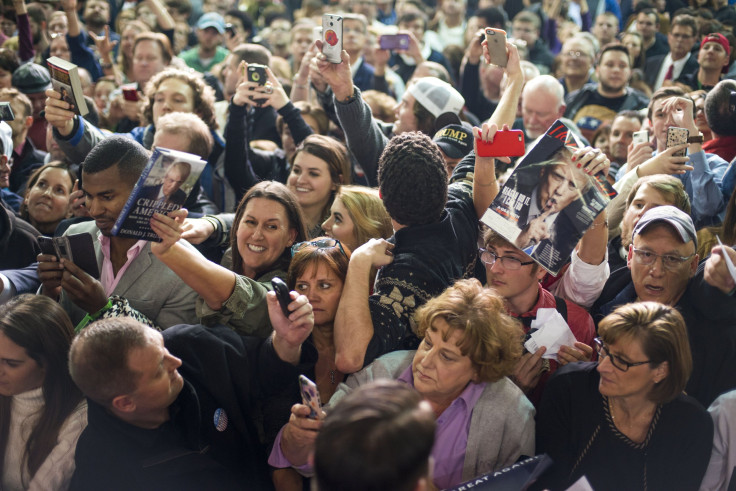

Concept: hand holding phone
[[299, 375, 323, 420], [121, 83, 139, 102], [271, 277, 292, 317], [322, 14, 343, 64], [39, 233, 100, 279], [666, 127, 689, 157], [379, 33, 410, 51], [0, 101, 14, 121], [632, 130, 648, 145], [485, 28, 508, 67], [476, 129, 525, 157]]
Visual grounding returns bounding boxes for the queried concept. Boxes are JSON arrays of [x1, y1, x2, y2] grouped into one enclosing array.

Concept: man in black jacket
[[592, 205, 736, 407], [69, 292, 316, 490], [643, 14, 698, 91], [564, 44, 649, 142]]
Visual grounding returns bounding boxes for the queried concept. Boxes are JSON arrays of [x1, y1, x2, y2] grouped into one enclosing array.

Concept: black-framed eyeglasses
[[594, 338, 651, 372], [478, 248, 535, 271], [631, 247, 695, 271], [291, 238, 346, 257]]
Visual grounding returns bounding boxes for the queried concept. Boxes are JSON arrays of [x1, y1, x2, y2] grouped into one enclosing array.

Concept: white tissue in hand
[[523, 308, 577, 360]]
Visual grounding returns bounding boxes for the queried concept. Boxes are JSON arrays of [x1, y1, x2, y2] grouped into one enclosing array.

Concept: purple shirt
[[268, 362, 487, 489], [397, 365, 486, 489]]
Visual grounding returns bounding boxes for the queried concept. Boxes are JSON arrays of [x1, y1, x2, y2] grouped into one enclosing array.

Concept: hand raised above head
[[44, 88, 77, 137]]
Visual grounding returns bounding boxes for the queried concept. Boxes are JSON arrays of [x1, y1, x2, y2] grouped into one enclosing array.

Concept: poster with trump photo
[[481, 120, 616, 275]]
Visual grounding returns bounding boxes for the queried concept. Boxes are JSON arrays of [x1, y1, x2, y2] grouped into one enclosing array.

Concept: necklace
[[329, 369, 336, 385]]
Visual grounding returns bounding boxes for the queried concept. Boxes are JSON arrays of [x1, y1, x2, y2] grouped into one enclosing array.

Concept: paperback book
[[47, 56, 89, 117]]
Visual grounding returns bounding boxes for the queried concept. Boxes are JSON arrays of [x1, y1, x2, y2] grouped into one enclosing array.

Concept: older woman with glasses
[[534, 302, 713, 491], [271, 279, 535, 489]]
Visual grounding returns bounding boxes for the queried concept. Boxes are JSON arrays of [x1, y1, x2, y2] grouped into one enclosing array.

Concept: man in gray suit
[[37, 135, 198, 328]]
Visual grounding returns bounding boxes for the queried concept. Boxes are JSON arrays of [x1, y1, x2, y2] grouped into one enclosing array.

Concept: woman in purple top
[[271, 279, 536, 489]]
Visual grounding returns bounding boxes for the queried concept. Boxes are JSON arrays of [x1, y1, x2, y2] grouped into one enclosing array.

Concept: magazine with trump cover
[[112, 147, 206, 241], [480, 120, 616, 275]]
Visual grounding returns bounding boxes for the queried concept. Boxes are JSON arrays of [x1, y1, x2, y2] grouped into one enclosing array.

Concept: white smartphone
[[485, 28, 508, 67], [322, 14, 343, 64], [632, 130, 648, 145], [666, 127, 689, 157]]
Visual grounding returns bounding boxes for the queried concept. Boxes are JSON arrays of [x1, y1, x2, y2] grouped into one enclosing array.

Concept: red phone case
[[475, 130, 525, 157], [122, 85, 139, 102]]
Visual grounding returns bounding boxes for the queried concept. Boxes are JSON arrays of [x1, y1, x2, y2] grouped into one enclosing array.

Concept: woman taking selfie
[[535, 302, 713, 490], [152, 181, 308, 337], [0, 294, 86, 491], [272, 279, 535, 489]]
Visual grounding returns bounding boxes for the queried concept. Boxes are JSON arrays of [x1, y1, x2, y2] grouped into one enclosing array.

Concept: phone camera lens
[[330, 22, 333, 26]]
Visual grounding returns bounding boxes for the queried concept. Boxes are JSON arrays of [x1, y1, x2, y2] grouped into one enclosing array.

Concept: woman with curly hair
[[274, 279, 535, 489]]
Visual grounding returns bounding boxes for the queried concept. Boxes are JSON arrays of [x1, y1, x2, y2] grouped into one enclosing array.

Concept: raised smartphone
[[0, 101, 14, 121], [379, 33, 410, 50], [299, 375, 323, 420], [666, 127, 689, 157], [247, 64, 267, 85], [632, 130, 649, 145], [322, 14, 343, 64], [271, 277, 292, 317], [476, 129, 525, 157], [121, 83, 139, 102], [485, 28, 508, 67], [38, 233, 100, 279]]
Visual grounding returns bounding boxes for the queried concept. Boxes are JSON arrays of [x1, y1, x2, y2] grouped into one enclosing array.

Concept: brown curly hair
[[415, 279, 523, 383], [141, 68, 217, 131]]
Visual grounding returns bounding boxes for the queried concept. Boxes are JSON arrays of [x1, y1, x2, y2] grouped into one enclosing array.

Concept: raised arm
[[334, 238, 395, 373], [488, 42, 524, 129], [150, 210, 238, 310], [315, 43, 388, 186]]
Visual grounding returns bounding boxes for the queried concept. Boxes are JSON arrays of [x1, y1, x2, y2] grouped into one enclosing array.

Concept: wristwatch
[[687, 133, 704, 144]]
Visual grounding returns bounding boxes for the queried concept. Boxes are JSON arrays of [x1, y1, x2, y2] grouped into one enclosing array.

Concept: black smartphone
[[224, 23, 236, 37], [0, 101, 14, 121], [38, 233, 100, 279], [271, 277, 292, 317], [247, 64, 267, 85], [247, 64, 267, 105]]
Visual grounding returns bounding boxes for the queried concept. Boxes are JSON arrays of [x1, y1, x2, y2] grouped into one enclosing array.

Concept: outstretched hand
[[314, 40, 354, 101], [150, 208, 188, 256]]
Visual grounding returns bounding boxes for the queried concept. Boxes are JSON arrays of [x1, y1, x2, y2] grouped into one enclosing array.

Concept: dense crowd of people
[[1, 0, 736, 488]]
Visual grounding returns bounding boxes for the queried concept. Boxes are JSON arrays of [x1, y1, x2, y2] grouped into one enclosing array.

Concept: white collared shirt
[[653, 52, 691, 89]]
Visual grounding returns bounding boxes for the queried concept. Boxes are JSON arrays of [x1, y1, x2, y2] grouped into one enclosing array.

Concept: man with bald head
[[516, 75, 566, 143]]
